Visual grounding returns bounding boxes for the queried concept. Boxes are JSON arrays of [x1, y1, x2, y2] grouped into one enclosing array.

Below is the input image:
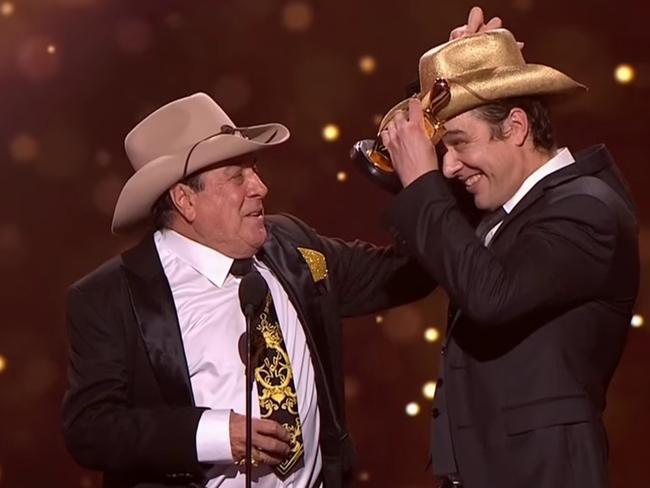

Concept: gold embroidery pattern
[[276, 417, 304, 476], [297, 247, 328, 282], [253, 293, 304, 477]]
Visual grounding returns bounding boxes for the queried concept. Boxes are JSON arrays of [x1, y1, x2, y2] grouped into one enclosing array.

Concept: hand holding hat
[[381, 98, 440, 188], [449, 6, 524, 49]]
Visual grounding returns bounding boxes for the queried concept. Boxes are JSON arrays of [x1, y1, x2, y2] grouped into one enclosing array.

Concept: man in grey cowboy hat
[[380, 28, 639, 488], [60, 89, 437, 488]]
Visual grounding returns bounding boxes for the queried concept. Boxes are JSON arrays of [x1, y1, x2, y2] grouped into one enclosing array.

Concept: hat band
[[181, 124, 281, 178], [182, 125, 245, 178]]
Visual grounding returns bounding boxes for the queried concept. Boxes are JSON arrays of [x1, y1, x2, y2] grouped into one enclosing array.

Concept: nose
[[442, 150, 464, 179], [247, 169, 268, 198]]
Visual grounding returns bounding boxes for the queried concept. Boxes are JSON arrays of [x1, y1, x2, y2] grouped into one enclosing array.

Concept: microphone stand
[[238, 269, 267, 488], [244, 302, 254, 488]]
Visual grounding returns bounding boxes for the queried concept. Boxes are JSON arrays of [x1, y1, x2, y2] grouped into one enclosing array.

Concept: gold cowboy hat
[[111, 92, 289, 234], [379, 28, 587, 132]]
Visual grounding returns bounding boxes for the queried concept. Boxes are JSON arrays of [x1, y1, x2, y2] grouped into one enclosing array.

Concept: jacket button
[[441, 345, 447, 355], [432, 408, 440, 418]]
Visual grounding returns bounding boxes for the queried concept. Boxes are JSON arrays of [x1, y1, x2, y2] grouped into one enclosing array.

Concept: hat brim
[[379, 64, 587, 132], [111, 122, 289, 234]]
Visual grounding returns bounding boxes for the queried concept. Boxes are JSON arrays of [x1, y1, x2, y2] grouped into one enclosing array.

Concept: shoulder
[[546, 175, 636, 224], [265, 213, 320, 245], [534, 176, 637, 241], [68, 237, 153, 301], [70, 256, 124, 292]]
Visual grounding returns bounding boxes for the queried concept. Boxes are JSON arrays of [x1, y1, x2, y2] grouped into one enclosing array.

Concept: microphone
[[238, 271, 268, 318], [237, 270, 268, 488]]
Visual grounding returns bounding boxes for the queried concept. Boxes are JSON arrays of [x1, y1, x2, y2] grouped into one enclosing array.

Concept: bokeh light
[[631, 314, 644, 328], [16, 36, 61, 81], [615, 64, 635, 85], [383, 306, 422, 344], [164, 12, 184, 29], [1, 1, 15, 16], [322, 124, 340, 142], [375, 315, 384, 324], [424, 327, 440, 343], [405, 402, 421, 416], [344, 376, 361, 401], [0, 225, 26, 269], [0, 354, 6, 373], [9, 133, 39, 163], [336, 171, 348, 182], [358, 55, 377, 74], [95, 149, 112, 167], [47, 44, 57, 54], [512, 0, 534, 12], [282, 1, 313, 32], [358, 471, 370, 482], [422, 381, 437, 399]]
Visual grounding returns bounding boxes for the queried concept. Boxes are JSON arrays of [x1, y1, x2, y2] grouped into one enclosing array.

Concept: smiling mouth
[[464, 174, 483, 190], [245, 209, 264, 218]]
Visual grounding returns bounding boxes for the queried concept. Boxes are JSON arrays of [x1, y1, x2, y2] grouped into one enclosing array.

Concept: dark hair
[[471, 97, 555, 152], [151, 172, 205, 230]]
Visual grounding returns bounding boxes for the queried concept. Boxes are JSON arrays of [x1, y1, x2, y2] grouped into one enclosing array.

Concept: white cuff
[[196, 409, 233, 463]]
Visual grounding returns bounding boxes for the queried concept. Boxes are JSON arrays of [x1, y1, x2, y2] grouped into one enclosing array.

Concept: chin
[[473, 196, 489, 210], [250, 229, 268, 250]]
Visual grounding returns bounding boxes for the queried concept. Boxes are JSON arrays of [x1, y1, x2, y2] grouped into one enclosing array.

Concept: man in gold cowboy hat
[[381, 27, 639, 488]]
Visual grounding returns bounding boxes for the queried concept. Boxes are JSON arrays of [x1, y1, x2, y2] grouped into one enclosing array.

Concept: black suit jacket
[[386, 145, 639, 488], [62, 214, 432, 488]]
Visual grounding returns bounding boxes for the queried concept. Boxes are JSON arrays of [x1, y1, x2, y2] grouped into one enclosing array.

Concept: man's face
[[188, 156, 268, 258], [441, 111, 527, 211]]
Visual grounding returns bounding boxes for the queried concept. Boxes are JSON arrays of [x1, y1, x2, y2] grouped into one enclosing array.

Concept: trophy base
[[350, 139, 402, 194]]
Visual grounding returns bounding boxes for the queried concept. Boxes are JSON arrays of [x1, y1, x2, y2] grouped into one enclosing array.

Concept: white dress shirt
[[483, 147, 576, 246], [154, 229, 322, 487]]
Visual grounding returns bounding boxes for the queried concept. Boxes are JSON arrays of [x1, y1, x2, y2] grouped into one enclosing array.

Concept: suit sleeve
[[278, 214, 436, 317], [61, 284, 207, 475], [386, 171, 618, 326]]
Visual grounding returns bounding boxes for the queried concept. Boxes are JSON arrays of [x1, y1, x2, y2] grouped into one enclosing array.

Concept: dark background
[[0, 0, 648, 486]]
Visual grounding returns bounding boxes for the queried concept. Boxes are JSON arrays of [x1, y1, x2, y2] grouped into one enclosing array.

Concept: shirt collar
[[502, 147, 575, 214], [157, 229, 234, 288]]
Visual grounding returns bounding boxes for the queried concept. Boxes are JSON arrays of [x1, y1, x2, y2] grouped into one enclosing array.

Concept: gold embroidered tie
[[252, 292, 304, 479]]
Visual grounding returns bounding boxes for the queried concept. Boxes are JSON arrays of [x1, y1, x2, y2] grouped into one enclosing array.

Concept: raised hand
[[381, 98, 440, 188], [448, 6, 523, 49]]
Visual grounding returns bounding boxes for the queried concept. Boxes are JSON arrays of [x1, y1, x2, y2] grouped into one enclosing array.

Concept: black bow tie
[[475, 207, 507, 244]]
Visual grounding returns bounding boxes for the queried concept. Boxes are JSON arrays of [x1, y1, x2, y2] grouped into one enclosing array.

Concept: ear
[[169, 183, 198, 222], [502, 107, 529, 147]]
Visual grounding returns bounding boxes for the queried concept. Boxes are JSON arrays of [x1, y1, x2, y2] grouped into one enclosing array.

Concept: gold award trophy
[[350, 78, 451, 193]]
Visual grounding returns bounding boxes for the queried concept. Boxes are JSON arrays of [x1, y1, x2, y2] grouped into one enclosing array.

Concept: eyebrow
[[443, 129, 467, 138], [442, 130, 469, 144]]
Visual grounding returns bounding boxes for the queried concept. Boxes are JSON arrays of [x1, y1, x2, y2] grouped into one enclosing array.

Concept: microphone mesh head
[[238, 271, 268, 316]]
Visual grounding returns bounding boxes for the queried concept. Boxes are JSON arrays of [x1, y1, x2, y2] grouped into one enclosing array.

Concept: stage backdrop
[[0, 0, 648, 486]]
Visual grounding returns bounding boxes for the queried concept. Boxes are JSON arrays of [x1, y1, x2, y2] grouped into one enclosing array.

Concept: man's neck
[[521, 146, 556, 182]]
